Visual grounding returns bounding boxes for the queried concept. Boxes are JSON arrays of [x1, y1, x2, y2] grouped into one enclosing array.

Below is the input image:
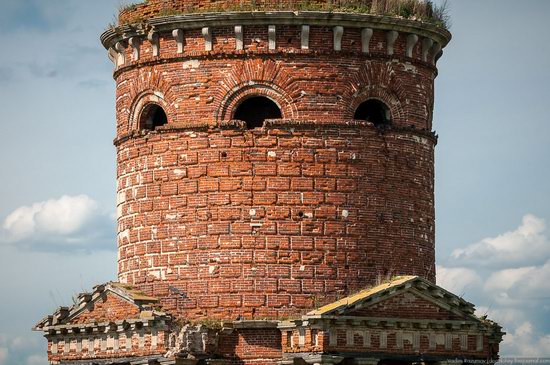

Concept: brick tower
[[34, 1, 504, 364]]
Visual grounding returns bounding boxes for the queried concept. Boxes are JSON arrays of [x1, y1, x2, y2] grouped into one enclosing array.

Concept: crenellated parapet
[[101, 11, 450, 71]]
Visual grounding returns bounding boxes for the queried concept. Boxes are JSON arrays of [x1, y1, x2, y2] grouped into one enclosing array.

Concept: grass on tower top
[[115, 0, 450, 28]]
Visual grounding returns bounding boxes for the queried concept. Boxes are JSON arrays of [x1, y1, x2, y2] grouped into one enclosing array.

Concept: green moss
[[119, 3, 140, 13], [117, 0, 449, 29], [194, 318, 224, 329]]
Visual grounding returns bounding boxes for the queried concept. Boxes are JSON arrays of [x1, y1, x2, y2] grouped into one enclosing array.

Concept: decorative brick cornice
[[101, 11, 450, 72], [33, 282, 168, 332], [102, 11, 450, 49], [112, 51, 439, 80], [41, 317, 170, 336]]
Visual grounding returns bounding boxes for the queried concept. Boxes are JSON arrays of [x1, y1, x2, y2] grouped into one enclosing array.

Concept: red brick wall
[[116, 124, 436, 319], [47, 330, 168, 362], [68, 293, 140, 324], [219, 328, 282, 359], [47, 292, 168, 362], [325, 329, 491, 357], [113, 27, 437, 137], [113, 22, 439, 320], [349, 292, 466, 320], [281, 326, 494, 359]]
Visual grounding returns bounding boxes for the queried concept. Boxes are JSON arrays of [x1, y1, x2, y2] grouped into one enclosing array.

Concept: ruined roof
[[117, 0, 450, 28], [109, 282, 159, 302], [307, 275, 475, 317], [280, 276, 504, 359], [33, 282, 166, 331]]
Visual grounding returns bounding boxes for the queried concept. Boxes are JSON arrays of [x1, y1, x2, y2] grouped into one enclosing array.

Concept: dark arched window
[[354, 99, 391, 127], [233, 96, 282, 129], [140, 104, 168, 130]]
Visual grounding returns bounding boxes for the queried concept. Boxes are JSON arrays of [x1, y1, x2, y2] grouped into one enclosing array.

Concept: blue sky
[[0, 0, 549, 363]]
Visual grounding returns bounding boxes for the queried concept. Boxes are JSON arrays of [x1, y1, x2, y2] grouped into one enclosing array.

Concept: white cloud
[[0, 336, 11, 365], [475, 306, 529, 331], [0, 334, 47, 365], [2, 195, 97, 240], [500, 321, 550, 357], [0, 347, 7, 365], [485, 266, 536, 292], [9, 337, 25, 351], [0, 334, 40, 352], [487, 261, 550, 302], [26, 354, 47, 365], [481, 263, 550, 356], [0, 195, 114, 251], [440, 214, 550, 356], [436, 266, 481, 294], [451, 214, 550, 268]]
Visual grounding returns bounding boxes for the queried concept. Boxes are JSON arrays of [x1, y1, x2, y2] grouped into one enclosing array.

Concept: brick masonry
[[108, 17, 445, 320], [112, 26, 439, 134], [116, 125, 437, 319], [33, 3, 505, 364], [35, 284, 171, 364]]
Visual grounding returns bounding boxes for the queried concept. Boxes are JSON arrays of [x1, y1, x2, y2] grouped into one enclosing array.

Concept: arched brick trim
[[120, 67, 175, 134], [216, 82, 297, 124], [128, 91, 173, 131], [348, 87, 405, 124], [345, 62, 407, 124]]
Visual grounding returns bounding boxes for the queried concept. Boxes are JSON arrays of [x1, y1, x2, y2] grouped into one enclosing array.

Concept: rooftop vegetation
[[116, 0, 450, 28]]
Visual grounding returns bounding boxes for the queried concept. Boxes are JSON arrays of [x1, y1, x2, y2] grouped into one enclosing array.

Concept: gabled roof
[[306, 275, 476, 319], [279, 276, 504, 359], [33, 282, 166, 331]]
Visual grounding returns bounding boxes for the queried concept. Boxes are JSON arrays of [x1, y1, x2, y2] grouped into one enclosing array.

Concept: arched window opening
[[233, 96, 282, 129], [140, 104, 168, 130], [354, 99, 391, 127]]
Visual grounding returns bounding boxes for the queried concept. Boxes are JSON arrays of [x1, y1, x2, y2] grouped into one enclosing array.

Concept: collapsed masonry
[[34, 276, 503, 365]]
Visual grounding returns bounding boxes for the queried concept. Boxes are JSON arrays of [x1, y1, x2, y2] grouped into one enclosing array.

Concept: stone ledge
[[113, 119, 438, 146]]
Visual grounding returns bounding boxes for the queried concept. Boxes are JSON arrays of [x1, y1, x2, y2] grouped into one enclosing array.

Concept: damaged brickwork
[[34, 2, 504, 365], [105, 14, 446, 319], [115, 122, 437, 319]]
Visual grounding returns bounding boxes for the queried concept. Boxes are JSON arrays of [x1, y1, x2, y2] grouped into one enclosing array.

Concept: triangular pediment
[[67, 290, 142, 325], [307, 276, 478, 322], [34, 282, 162, 330]]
